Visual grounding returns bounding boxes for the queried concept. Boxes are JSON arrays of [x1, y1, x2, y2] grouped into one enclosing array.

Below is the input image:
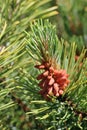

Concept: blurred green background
[[0, 0, 87, 130]]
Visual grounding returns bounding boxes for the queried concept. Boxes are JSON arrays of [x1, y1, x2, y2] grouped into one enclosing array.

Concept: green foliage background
[[0, 0, 87, 130]]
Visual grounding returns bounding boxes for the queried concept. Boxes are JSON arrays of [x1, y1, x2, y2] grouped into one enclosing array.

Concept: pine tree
[[25, 19, 87, 130], [0, 1, 87, 130], [0, 0, 58, 129]]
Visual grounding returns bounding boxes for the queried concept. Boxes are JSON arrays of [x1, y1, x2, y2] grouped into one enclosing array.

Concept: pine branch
[[25, 19, 87, 129], [0, 0, 58, 45]]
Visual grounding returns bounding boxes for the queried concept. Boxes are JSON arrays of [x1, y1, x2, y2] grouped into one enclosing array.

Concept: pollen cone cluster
[[35, 62, 70, 100]]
